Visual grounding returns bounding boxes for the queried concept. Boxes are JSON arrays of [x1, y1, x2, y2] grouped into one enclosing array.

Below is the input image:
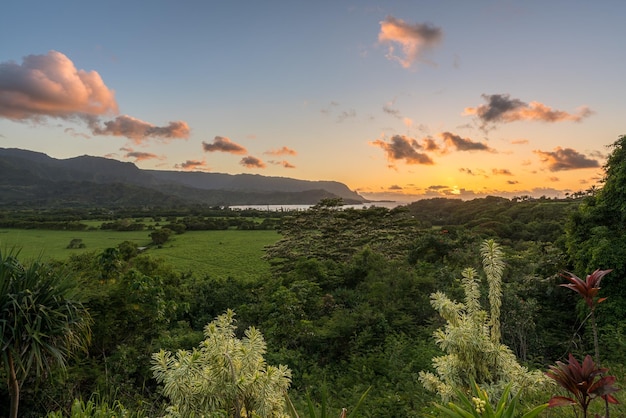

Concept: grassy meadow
[[0, 228, 280, 281]]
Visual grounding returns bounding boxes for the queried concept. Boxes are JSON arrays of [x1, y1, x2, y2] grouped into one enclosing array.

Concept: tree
[[66, 238, 86, 249], [152, 310, 292, 417], [419, 240, 549, 402], [0, 249, 92, 418], [566, 134, 626, 330], [150, 228, 173, 246]]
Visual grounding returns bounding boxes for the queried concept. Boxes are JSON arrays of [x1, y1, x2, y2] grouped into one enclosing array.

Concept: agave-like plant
[[560, 269, 612, 310], [546, 353, 619, 418], [432, 381, 547, 418], [560, 269, 613, 417]]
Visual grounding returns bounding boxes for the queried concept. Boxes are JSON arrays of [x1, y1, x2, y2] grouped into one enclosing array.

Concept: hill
[[0, 148, 367, 208]]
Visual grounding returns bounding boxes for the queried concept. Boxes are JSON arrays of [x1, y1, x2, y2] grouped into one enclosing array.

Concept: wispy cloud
[[240, 156, 266, 168], [202, 136, 247, 154], [64, 127, 90, 139], [378, 16, 443, 68], [124, 151, 162, 162], [492, 168, 513, 175], [370, 134, 434, 165], [440, 131, 495, 152], [268, 160, 296, 168], [264, 146, 297, 156], [534, 147, 600, 171], [460, 167, 488, 177], [382, 105, 402, 118], [464, 94, 593, 130], [0, 51, 190, 142]]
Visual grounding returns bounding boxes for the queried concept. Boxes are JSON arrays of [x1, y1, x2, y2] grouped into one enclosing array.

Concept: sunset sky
[[1, 1, 624, 202]]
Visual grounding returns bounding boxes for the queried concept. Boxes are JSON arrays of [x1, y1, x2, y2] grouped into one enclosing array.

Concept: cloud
[[64, 127, 90, 139], [492, 168, 513, 175], [240, 156, 266, 168], [440, 131, 495, 152], [534, 147, 600, 171], [460, 167, 488, 177], [370, 134, 434, 165], [511, 139, 529, 145], [464, 94, 593, 130], [88, 115, 189, 143], [0, 50, 118, 120], [264, 146, 297, 156], [124, 151, 161, 162], [378, 16, 443, 68], [202, 136, 247, 154], [175, 160, 207, 170], [268, 159, 296, 168], [0, 51, 191, 142], [388, 184, 403, 190], [382, 105, 401, 118], [422, 137, 440, 152], [337, 109, 356, 122]]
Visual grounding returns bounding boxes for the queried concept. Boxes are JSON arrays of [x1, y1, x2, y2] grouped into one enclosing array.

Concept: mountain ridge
[[0, 148, 367, 207]]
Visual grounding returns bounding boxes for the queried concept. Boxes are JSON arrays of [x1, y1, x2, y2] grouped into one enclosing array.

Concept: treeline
[[0, 208, 286, 231]]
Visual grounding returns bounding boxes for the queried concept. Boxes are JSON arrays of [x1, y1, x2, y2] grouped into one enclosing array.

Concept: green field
[[0, 228, 281, 281]]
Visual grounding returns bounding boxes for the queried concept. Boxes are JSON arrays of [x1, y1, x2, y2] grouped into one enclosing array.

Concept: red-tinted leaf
[[548, 396, 576, 407], [589, 375, 620, 398], [581, 355, 595, 379], [586, 269, 612, 288], [603, 394, 620, 404], [597, 297, 608, 304]]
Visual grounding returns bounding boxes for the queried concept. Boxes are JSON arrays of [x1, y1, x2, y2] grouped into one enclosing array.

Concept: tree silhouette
[[0, 249, 92, 418]]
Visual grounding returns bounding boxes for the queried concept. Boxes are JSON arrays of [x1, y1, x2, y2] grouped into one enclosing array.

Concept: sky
[[1, 1, 625, 202]]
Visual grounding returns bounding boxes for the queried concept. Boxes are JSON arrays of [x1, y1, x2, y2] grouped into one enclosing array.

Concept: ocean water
[[229, 201, 406, 211]]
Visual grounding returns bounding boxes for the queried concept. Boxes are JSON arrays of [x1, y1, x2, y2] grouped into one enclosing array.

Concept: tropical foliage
[[152, 310, 292, 418], [419, 240, 549, 401], [0, 249, 92, 418], [433, 381, 547, 418], [546, 353, 619, 417]]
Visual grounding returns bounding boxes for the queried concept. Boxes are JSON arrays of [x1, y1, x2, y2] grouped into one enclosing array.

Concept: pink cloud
[[439, 132, 495, 152], [0, 51, 191, 143], [534, 147, 600, 171], [175, 160, 208, 170], [269, 159, 296, 168], [124, 151, 161, 162], [370, 134, 434, 165], [264, 146, 297, 156], [378, 16, 443, 68], [202, 136, 247, 154], [88, 115, 189, 143], [240, 156, 266, 168], [464, 94, 593, 130], [0, 50, 118, 120]]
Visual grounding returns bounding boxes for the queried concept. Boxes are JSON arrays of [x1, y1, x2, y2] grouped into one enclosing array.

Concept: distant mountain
[[0, 148, 367, 208]]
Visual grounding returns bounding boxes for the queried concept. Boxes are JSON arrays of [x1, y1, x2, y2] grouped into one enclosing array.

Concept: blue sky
[[1, 0, 624, 201]]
